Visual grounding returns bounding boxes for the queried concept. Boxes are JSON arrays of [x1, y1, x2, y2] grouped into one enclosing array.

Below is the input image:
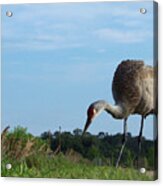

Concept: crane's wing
[[112, 60, 145, 112]]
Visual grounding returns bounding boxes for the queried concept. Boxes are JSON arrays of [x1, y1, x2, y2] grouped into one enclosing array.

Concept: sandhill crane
[[82, 60, 157, 168]]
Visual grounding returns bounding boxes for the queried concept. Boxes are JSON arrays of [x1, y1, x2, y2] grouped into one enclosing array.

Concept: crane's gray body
[[112, 60, 156, 118], [83, 59, 157, 168]]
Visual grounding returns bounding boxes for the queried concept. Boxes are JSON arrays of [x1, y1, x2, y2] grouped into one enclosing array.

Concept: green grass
[[1, 126, 155, 180], [1, 154, 153, 180]]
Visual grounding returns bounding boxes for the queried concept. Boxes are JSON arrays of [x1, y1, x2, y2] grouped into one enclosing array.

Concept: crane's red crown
[[87, 106, 96, 119]]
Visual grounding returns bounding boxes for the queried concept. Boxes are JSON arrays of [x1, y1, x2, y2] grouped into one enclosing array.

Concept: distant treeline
[[2, 126, 155, 179], [40, 128, 156, 169]]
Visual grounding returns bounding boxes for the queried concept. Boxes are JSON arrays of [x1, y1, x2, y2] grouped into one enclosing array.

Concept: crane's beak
[[82, 118, 92, 136]]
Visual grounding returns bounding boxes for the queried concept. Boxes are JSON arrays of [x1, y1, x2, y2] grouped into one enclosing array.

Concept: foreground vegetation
[[1, 126, 157, 180], [2, 154, 153, 180]]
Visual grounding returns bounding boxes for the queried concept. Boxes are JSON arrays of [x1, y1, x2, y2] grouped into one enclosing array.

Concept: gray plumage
[[83, 59, 157, 168]]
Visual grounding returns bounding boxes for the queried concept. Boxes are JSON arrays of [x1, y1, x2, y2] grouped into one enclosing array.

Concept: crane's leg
[[137, 116, 144, 167], [116, 118, 128, 168]]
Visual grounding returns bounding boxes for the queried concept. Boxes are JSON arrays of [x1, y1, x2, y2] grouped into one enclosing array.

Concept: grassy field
[[1, 126, 155, 180], [1, 154, 153, 180]]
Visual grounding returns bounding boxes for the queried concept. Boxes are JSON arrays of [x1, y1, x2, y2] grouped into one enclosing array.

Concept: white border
[[0, 0, 162, 186], [0, 0, 158, 4]]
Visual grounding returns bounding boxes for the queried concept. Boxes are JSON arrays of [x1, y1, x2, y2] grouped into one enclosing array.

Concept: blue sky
[[1, 1, 155, 139]]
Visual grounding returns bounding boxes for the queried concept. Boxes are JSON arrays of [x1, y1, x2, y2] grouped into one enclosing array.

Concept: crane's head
[[82, 101, 106, 135]]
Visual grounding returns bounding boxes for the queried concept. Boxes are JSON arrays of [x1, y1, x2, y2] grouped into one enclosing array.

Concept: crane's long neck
[[103, 102, 125, 119], [83, 100, 126, 135]]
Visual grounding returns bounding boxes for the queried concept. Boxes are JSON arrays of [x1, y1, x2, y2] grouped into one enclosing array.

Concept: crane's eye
[[87, 107, 96, 119]]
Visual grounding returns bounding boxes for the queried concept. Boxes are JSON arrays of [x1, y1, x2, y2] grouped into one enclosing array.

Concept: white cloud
[[2, 2, 153, 50], [97, 49, 106, 53], [94, 28, 152, 43], [6, 60, 114, 85]]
